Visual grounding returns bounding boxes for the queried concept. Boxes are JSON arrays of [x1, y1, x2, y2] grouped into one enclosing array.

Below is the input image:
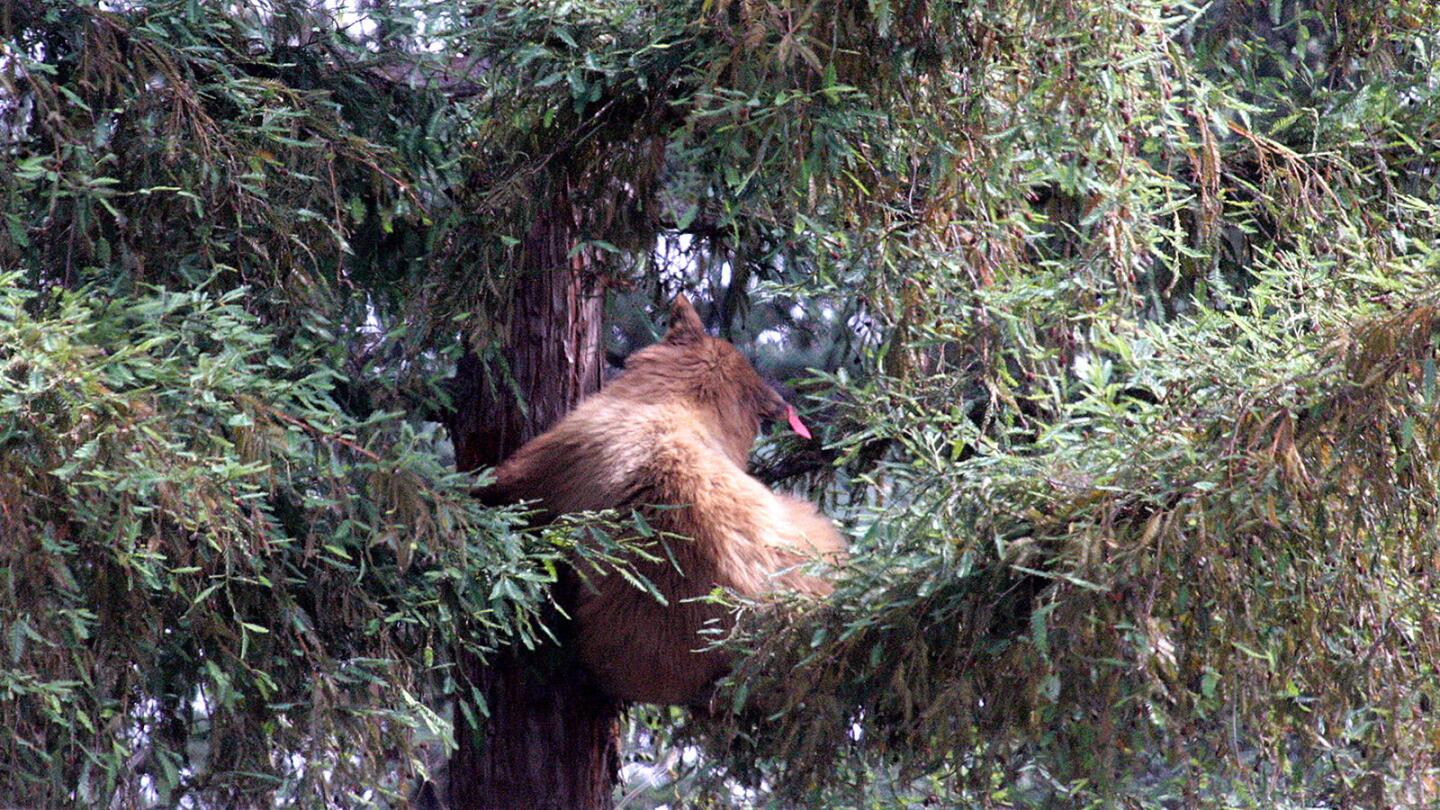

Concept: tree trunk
[[439, 191, 620, 810]]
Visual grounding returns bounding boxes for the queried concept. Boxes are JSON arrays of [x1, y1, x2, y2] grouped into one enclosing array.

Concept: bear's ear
[[664, 294, 706, 345]]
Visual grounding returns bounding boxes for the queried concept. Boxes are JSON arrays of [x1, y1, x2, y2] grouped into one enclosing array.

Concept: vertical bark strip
[[442, 189, 619, 810]]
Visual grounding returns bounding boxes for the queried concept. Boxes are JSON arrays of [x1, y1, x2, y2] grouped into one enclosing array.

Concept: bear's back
[[567, 408, 839, 704]]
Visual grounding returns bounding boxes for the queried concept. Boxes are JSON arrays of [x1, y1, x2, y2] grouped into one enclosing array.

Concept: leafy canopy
[[3, 0, 1440, 807]]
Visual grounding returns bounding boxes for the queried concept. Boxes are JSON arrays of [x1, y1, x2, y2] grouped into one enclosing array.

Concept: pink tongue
[[785, 404, 813, 439]]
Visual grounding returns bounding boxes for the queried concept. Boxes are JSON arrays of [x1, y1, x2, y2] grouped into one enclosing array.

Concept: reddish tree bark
[[439, 191, 620, 810]]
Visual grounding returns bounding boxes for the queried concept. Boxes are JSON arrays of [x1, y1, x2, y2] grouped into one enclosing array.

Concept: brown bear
[[484, 295, 844, 705]]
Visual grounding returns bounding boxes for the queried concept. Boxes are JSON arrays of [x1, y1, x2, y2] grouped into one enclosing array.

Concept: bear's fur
[[485, 295, 844, 705]]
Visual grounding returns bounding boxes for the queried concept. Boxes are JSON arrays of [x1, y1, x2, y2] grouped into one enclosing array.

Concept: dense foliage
[[3, 0, 1439, 807], [0, 278, 568, 804]]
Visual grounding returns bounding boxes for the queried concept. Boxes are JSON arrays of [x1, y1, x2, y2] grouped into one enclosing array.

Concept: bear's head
[[615, 295, 810, 465]]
